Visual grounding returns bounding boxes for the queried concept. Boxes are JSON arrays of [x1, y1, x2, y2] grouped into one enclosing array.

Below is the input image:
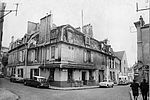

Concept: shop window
[[89, 70, 94, 80], [68, 69, 73, 82], [34, 69, 39, 76], [48, 69, 55, 82]]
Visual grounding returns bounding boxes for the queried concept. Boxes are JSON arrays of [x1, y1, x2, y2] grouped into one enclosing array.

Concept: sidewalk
[[0, 88, 19, 100], [129, 91, 149, 100], [49, 85, 100, 90]]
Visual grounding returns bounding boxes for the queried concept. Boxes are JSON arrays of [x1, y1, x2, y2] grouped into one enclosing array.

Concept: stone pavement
[[0, 88, 19, 100]]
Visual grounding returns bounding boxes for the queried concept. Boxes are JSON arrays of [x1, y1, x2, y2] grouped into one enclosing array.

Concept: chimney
[[11, 36, 14, 43], [139, 15, 145, 27]]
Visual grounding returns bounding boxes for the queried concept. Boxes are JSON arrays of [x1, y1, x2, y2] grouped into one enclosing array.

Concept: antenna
[[81, 10, 83, 33], [0, 3, 19, 19], [136, 2, 138, 12], [15, 3, 19, 16]]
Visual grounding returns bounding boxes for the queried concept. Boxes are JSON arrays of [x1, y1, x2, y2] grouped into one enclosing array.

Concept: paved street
[[0, 78, 131, 100]]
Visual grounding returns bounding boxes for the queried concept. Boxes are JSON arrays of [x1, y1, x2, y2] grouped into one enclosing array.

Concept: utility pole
[[0, 2, 19, 52], [0, 2, 18, 75]]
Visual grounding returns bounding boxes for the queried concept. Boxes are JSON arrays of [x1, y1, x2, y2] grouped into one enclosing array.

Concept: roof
[[114, 51, 125, 60]]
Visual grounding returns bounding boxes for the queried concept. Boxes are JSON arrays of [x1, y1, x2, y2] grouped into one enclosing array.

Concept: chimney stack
[[139, 15, 145, 27], [11, 36, 14, 43]]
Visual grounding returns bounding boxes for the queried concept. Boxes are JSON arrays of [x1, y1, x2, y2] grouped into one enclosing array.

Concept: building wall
[[121, 53, 128, 76], [141, 27, 150, 65]]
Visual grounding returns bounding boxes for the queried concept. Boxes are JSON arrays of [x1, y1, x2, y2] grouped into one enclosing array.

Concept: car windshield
[[38, 78, 47, 82], [103, 80, 107, 82]]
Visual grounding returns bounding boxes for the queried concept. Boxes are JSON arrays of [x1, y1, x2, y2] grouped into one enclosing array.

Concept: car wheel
[[107, 85, 109, 88], [111, 85, 113, 88], [24, 82, 27, 85], [36, 85, 40, 88], [49, 85, 51, 89]]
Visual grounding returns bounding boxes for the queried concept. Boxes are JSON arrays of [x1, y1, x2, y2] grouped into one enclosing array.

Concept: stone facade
[[7, 14, 118, 87]]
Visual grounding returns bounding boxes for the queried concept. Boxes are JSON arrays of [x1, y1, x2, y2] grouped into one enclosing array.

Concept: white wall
[[60, 69, 68, 81], [54, 68, 61, 81], [73, 70, 81, 81]]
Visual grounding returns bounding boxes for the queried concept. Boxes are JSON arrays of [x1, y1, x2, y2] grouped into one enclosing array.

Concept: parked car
[[24, 76, 49, 88], [0, 72, 4, 78], [99, 80, 114, 88], [10, 74, 24, 83]]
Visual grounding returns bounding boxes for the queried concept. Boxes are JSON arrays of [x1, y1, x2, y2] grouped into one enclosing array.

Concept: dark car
[[24, 76, 49, 88], [10, 74, 24, 83], [0, 72, 4, 78]]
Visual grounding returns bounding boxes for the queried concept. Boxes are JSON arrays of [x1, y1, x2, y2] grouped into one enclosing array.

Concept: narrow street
[[0, 78, 131, 100]]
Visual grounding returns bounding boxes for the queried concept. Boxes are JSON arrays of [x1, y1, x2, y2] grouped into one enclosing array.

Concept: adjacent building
[[0, 46, 9, 72], [134, 16, 149, 82], [114, 51, 128, 84], [7, 14, 121, 87]]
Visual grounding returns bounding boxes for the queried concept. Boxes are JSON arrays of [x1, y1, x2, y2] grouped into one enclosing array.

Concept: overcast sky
[[1, 0, 149, 67]]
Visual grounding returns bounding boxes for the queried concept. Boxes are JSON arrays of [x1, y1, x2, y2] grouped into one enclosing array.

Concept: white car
[[99, 80, 114, 88]]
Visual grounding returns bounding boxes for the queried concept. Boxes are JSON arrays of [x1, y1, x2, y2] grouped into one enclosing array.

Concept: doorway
[[99, 70, 104, 82], [82, 71, 86, 85]]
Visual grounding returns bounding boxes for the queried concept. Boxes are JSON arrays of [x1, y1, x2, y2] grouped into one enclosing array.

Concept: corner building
[[8, 15, 116, 87]]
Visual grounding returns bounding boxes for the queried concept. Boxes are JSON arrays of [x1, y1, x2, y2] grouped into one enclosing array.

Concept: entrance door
[[99, 70, 104, 82], [82, 72, 86, 85], [30, 69, 33, 79]]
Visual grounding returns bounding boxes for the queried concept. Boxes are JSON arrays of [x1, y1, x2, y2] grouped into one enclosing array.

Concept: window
[[84, 50, 91, 63], [31, 50, 35, 62], [87, 50, 91, 62], [51, 46, 55, 59], [68, 69, 73, 82], [85, 36, 90, 45]]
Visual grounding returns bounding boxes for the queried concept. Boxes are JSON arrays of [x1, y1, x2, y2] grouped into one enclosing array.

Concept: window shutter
[[49, 46, 51, 60], [84, 50, 87, 62], [91, 53, 93, 62], [46, 47, 50, 60]]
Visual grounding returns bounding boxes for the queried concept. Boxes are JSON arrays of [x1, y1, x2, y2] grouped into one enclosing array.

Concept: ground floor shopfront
[[6, 64, 119, 87]]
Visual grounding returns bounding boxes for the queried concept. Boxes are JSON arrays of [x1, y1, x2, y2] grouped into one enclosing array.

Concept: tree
[[2, 53, 8, 67]]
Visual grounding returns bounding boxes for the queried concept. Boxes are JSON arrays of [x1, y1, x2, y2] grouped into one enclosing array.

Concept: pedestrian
[[140, 79, 149, 100], [130, 79, 140, 100]]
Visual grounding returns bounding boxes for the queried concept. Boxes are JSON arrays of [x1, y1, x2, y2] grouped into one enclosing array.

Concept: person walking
[[140, 79, 149, 100], [130, 79, 140, 100]]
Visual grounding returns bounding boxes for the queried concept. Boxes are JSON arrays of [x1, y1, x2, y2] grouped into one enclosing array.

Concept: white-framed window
[[31, 50, 35, 61]]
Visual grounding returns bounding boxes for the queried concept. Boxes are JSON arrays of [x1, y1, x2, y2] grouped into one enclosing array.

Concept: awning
[[39, 63, 96, 70], [39, 64, 60, 68], [61, 64, 96, 70]]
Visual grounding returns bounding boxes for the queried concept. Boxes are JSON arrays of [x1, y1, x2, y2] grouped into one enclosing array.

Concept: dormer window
[[85, 36, 90, 45]]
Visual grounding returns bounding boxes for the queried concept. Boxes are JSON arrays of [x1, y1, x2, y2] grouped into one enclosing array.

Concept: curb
[[49, 86, 100, 91]]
